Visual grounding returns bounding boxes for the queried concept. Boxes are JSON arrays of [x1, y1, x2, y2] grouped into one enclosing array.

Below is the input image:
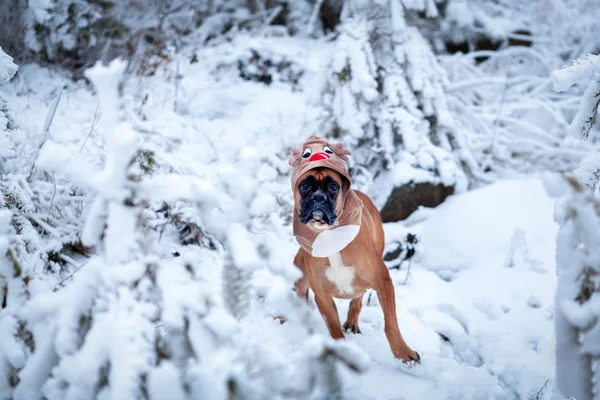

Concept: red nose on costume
[[309, 152, 331, 162]]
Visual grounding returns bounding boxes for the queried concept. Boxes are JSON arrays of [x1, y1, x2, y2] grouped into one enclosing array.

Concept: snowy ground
[[3, 35, 558, 399]]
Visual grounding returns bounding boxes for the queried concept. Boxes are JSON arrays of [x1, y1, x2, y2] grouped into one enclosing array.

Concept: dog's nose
[[311, 190, 327, 202]]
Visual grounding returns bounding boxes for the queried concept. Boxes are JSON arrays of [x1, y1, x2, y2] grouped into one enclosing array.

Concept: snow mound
[[419, 179, 557, 273]]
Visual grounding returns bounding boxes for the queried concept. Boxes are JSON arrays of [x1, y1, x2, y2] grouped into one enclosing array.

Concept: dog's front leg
[[314, 293, 345, 339], [293, 250, 309, 301], [375, 269, 420, 363]]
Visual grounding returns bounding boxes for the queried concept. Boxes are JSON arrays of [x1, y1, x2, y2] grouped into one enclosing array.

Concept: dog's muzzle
[[299, 197, 337, 226]]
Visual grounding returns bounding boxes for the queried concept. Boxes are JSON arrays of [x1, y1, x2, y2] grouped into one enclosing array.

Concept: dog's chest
[[325, 252, 355, 295]]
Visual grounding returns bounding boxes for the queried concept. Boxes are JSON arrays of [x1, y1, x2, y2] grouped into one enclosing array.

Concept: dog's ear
[[341, 177, 350, 194], [288, 145, 303, 166], [329, 142, 351, 161]]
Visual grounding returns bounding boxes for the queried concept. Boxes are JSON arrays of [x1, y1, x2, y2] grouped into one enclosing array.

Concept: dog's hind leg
[[294, 276, 309, 302], [343, 295, 363, 334], [375, 263, 420, 363]]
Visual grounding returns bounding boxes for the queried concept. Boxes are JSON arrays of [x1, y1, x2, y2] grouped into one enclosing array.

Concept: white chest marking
[[325, 252, 355, 294]]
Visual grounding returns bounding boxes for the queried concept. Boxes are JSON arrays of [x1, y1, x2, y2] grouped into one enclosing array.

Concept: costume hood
[[288, 136, 363, 257]]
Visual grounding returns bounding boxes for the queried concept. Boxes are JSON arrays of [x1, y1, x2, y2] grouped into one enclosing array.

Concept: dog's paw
[[342, 320, 361, 334], [394, 348, 420, 364]]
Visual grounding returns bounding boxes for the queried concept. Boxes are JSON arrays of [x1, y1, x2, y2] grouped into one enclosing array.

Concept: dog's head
[[295, 168, 346, 231], [289, 136, 353, 232]]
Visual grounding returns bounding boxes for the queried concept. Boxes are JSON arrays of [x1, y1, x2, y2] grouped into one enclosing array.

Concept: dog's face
[[296, 168, 345, 231]]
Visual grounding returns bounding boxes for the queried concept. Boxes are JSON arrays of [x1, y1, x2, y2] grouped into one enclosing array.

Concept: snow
[[364, 179, 556, 399], [0, 48, 17, 86], [147, 362, 185, 400], [227, 223, 262, 271], [419, 179, 557, 274], [552, 55, 600, 93]]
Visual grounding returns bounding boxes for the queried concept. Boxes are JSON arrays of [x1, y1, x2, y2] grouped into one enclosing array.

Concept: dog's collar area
[[311, 224, 360, 258]]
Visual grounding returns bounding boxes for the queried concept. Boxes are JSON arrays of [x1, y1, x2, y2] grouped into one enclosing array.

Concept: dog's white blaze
[[326, 252, 355, 295]]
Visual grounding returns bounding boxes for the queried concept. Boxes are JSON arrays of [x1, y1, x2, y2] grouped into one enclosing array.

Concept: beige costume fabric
[[289, 136, 364, 257]]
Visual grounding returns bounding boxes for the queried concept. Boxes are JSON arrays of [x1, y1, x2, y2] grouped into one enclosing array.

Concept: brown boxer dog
[[289, 136, 420, 363]]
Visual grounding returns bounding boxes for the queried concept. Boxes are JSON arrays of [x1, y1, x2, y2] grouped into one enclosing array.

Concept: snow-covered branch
[[552, 54, 600, 139]]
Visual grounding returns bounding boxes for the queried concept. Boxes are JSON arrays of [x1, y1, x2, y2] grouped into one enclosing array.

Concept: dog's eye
[[323, 146, 334, 154], [328, 183, 339, 193], [302, 148, 312, 158], [300, 182, 311, 192]]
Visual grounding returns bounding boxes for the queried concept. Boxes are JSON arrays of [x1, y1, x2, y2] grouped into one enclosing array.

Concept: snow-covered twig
[[173, 48, 181, 113], [53, 259, 92, 291], [254, 0, 267, 23], [257, 6, 283, 36], [42, 86, 64, 136], [305, 0, 325, 37], [28, 86, 64, 181], [79, 102, 100, 153]]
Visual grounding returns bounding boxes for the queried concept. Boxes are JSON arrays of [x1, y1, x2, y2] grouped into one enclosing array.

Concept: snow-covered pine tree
[[20, 0, 130, 69], [549, 53, 600, 400], [544, 174, 600, 400], [0, 48, 33, 400], [0, 47, 18, 163], [0, 210, 30, 400], [7, 59, 246, 400], [319, 0, 470, 220]]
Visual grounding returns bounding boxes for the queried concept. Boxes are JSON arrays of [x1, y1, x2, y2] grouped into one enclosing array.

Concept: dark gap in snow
[[319, 0, 343, 33], [508, 30, 533, 47], [426, 115, 441, 147], [445, 36, 501, 56], [234, 49, 304, 90]]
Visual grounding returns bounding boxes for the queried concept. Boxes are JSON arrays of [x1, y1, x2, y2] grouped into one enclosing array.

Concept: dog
[[289, 136, 420, 363]]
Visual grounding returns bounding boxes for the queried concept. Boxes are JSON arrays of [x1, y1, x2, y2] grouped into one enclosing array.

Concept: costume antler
[[329, 142, 352, 161], [288, 145, 303, 166]]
